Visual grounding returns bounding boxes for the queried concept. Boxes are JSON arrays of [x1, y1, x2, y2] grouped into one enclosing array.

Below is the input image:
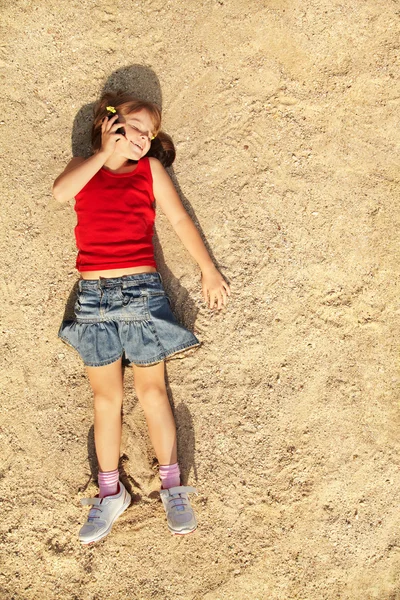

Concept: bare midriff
[[80, 265, 157, 280]]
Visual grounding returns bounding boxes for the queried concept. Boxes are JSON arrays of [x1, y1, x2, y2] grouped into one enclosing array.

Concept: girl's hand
[[201, 267, 231, 310], [100, 114, 125, 156]]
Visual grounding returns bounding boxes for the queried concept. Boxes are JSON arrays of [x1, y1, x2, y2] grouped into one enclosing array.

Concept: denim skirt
[[58, 273, 200, 367]]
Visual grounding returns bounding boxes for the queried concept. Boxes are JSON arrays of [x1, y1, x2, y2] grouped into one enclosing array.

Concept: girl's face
[[120, 108, 156, 160]]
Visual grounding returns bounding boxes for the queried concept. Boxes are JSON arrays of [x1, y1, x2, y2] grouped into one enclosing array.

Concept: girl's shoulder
[[148, 156, 162, 168], [148, 157, 165, 179]]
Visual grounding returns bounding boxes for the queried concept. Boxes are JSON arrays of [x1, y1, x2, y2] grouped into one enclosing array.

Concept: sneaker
[[160, 485, 198, 535], [79, 481, 131, 544]]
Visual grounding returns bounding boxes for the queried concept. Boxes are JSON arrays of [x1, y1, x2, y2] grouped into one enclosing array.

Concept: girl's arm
[[53, 115, 121, 202], [53, 153, 108, 202], [149, 158, 230, 309]]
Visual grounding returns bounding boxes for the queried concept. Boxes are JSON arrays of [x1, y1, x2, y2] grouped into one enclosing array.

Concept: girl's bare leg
[[132, 361, 177, 466], [86, 358, 124, 472]]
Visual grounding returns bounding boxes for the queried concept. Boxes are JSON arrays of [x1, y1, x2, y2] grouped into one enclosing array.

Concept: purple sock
[[98, 469, 119, 498], [159, 463, 181, 490]]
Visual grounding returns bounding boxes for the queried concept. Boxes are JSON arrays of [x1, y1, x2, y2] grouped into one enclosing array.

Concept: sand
[[1, 0, 399, 598]]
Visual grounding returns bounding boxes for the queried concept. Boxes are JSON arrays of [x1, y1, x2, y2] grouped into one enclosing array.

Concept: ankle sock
[[98, 469, 119, 498], [159, 462, 180, 489]]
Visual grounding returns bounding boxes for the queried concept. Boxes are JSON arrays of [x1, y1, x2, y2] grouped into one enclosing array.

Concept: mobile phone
[[107, 111, 125, 136]]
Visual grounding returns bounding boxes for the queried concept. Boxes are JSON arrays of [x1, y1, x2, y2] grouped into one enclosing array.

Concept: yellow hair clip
[[106, 106, 117, 114], [151, 136, 155, 140]]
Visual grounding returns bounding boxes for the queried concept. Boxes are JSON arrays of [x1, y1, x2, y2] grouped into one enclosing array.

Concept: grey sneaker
[[79, 481, 131, 544], [160, 485, 198, 535]]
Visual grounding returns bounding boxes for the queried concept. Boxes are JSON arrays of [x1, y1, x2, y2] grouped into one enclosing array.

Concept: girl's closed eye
[[129, 124, 153, 142]]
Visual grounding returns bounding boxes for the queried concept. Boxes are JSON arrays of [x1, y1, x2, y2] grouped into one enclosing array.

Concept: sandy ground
[[1, 0, 399, 598]]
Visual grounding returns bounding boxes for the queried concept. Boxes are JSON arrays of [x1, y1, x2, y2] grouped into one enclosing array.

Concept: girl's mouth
[[131, 141, 143, 151]]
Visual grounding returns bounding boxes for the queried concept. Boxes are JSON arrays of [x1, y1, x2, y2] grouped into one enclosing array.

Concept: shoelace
[[88, 506, 101, 522], [168, 493, 188, 512], [88, 504, 103, 522]]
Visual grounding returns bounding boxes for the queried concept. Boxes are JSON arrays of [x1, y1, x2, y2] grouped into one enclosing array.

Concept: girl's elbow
[[52, 182, 69, 203]]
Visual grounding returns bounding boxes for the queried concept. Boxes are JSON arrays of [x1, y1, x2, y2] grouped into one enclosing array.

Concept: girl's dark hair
[[92, 91, 175, 167], [147, 131, 175, 168]]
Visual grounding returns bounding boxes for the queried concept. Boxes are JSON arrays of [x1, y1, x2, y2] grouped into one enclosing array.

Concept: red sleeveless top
[[74, 157, 157, 272]]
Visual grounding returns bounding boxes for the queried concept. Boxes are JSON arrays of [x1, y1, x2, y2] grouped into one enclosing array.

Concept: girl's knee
[[135, 370, 166, 399], [93, 392, 123, 413], [136, 383, 168, 408]]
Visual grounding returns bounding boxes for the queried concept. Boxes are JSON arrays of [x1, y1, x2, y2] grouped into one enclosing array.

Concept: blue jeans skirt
[[58, 273, 200, 367]]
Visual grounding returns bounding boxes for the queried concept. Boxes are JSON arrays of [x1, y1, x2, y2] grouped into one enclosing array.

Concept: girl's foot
[[160, 485, 198, 535], [79, 481, 131, 544]]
